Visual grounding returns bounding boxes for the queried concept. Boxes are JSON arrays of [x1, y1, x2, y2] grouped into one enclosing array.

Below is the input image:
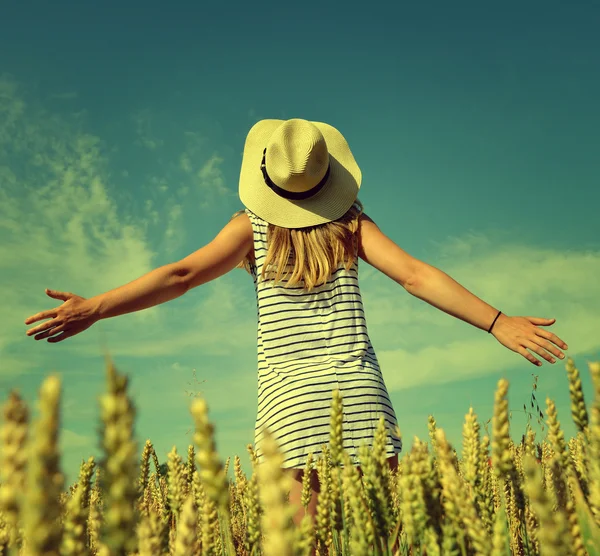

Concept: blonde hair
[[232, 199, 363, 291]]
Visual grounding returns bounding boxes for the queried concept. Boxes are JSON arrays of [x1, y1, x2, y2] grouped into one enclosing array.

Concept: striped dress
[[246, 209, 403, 469]]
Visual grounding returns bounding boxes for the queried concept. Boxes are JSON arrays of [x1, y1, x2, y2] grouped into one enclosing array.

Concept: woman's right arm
[[358, 213, 430, 290]]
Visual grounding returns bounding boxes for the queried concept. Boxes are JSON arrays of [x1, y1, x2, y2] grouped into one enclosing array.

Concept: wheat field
[[1, 354, 599, 556]]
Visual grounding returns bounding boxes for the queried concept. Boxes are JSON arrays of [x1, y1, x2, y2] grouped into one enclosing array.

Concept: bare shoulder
[[227, 211, 253, 236], [213, 212, 252, 244], [356, 212, 384, 251], [227, 211, 254, 263], [357, 212, 428, 289], [173, 211, 254, 290], [358, 212, 378, 233]]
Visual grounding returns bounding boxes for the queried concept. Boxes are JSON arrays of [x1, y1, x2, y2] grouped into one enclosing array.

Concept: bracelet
[[488, 311, 502, 333]]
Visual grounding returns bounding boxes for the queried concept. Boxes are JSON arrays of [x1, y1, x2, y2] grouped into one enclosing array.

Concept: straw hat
[[239, 118, 361, 228]]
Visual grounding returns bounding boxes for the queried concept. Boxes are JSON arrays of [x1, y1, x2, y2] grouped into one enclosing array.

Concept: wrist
[[490, 312, 508, 335], [85, 296, 105, 321]]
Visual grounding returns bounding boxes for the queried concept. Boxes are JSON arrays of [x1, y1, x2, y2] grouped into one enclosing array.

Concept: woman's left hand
[[491, 314, 568, 366], [24, 289, 99, 343]]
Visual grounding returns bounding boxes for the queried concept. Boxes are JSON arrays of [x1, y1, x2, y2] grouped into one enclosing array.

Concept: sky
[[1, 1, 599, 489]]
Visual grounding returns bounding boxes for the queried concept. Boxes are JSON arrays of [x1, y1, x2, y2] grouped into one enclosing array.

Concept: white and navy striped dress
[[246, 209, 403, 469]]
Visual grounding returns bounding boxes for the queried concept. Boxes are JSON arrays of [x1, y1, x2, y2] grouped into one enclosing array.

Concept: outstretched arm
[[24, 213, 253, 342], [358, 213, 568, 366], [358, 212, 501, 329], [405, 258, 568, 366], [358, 213, 428, 289], [92, 212, 253, 319]]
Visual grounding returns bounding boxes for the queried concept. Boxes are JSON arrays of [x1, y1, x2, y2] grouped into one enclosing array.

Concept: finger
[[527, 317, 555, 325], [523, 339, 556, 364], [517, 346, 542, 366], [531, 330, 567, 358], [45, 289, 70, 301], [47, 330, 71, 343], [25, 310, 58, 326], [26, 319, 60, 336], [34, 324, 65, 341], [534, 328, 569, 351]]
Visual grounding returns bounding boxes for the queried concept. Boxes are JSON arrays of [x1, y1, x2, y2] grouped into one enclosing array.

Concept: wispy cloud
[[180, 132, 234, 199], [0, 75, 236, 381], [163, 203, 185, 253], [132, 108, 164, 151], [198, 154, 228, 194]]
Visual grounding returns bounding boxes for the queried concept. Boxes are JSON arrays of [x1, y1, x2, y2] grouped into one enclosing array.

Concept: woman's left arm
[[92, 212, 253, 318], [24, 214, 253, 342]]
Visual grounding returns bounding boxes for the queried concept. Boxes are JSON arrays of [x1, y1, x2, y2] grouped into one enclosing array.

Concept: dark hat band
[[260, 148, 330, 201]]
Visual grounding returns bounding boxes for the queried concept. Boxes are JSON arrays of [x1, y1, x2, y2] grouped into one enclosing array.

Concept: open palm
[[25, 289, 98, 343], [491, 314, 568, 366]]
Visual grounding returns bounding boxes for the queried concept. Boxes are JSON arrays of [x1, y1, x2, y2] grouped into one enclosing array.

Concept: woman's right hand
[[491, 313, 568, 366]]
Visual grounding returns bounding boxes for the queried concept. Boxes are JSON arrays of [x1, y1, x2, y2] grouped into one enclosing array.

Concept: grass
[[0, 353, 599, 555]]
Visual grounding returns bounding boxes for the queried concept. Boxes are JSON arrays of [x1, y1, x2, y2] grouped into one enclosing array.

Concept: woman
[[24, 118, 568, 535]]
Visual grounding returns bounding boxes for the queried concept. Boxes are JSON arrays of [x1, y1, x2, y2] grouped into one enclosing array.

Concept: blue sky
[[1, 0, 599, 488]]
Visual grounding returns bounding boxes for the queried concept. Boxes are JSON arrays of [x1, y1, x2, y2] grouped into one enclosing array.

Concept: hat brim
[[239, 119, 362, 228]]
